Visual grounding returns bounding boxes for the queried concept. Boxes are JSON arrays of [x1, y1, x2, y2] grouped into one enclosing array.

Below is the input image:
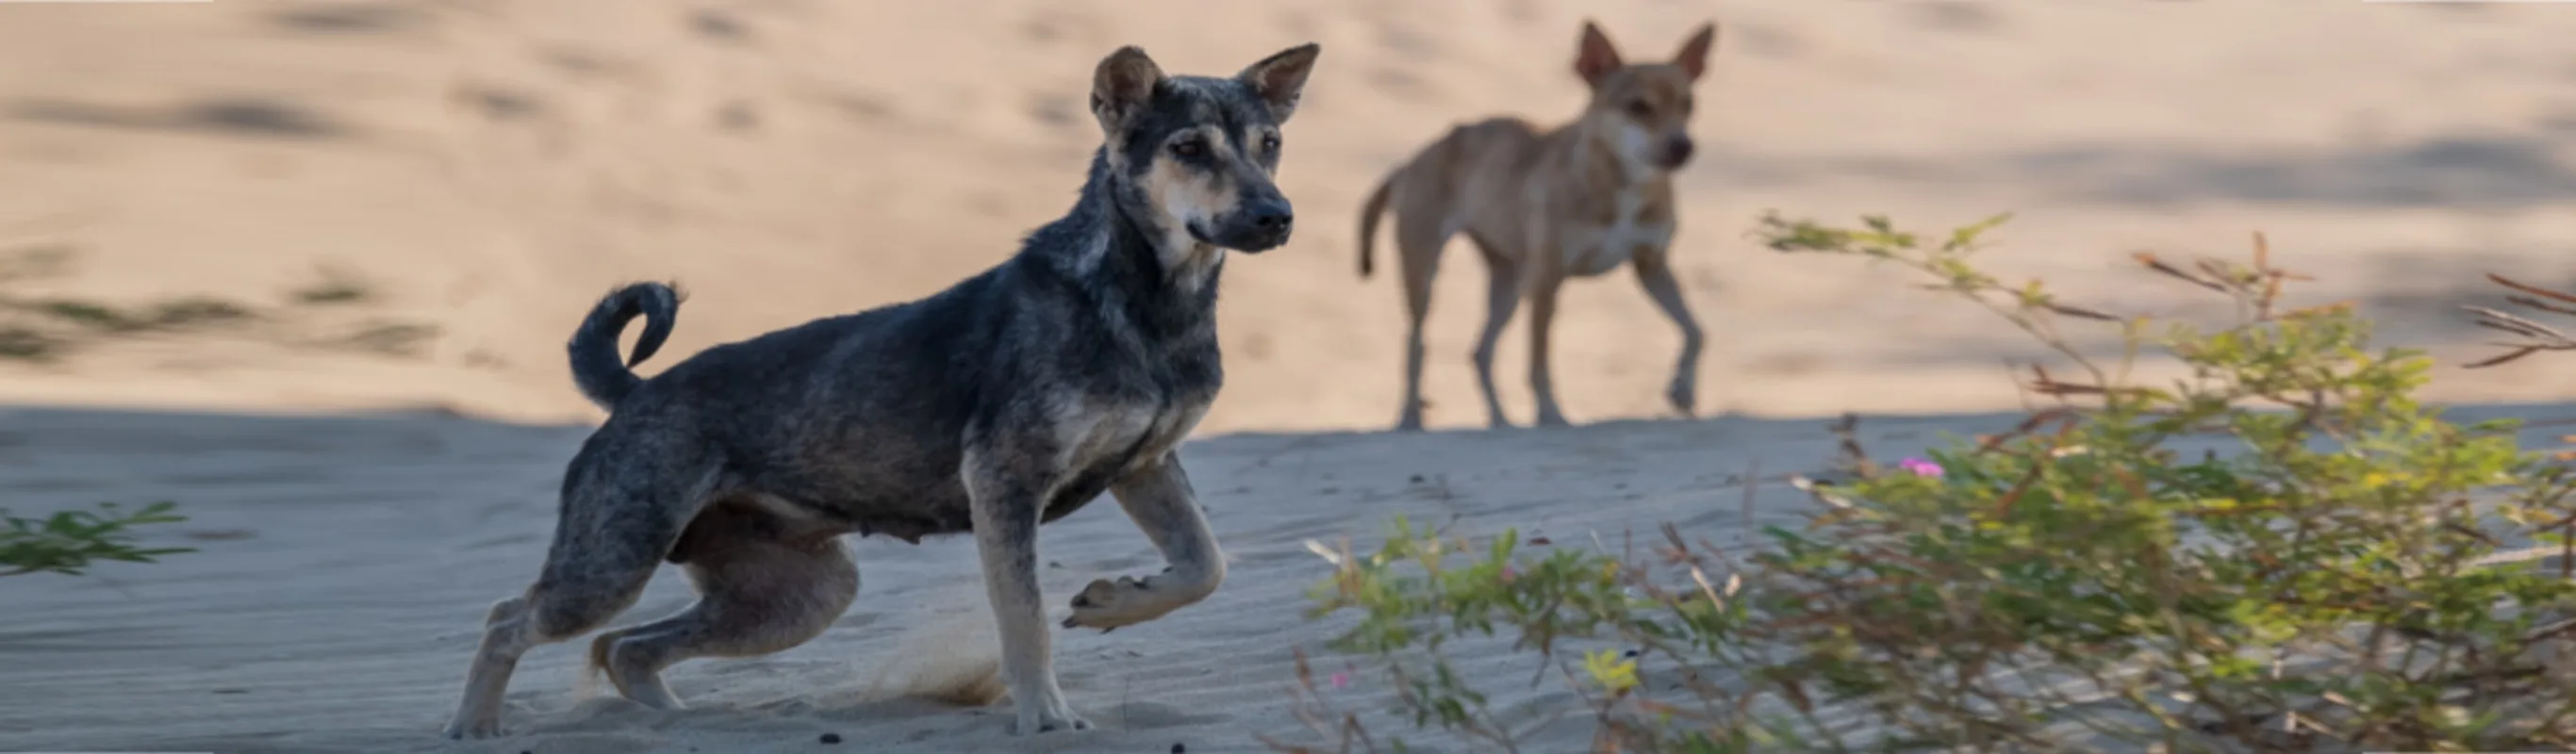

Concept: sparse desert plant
[[0, 243, 435, 362], [289, 263, 375, 305], [1, 501, 192, 577], [0, 244, 261, 361], [1272, 214, 2576, 753]]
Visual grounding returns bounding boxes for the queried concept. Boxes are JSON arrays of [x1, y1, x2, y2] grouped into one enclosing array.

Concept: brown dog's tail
[[1356, 171, 1396, 279]]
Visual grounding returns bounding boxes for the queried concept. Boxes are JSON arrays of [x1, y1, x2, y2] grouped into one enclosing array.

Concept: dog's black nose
[[1663, 136, 1695, 168], [1247, 202, 1294, 231]]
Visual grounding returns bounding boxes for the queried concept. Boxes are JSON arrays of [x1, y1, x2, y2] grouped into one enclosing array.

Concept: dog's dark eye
[[1626, 100, 1654, 118], [1170, 139, 1205, 158], [1261, 134, 1280, 153]]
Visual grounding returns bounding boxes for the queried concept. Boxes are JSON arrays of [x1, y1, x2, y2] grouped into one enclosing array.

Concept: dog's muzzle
[[1659, 135, 1696, 170], [1213, 197, 1295, 253]]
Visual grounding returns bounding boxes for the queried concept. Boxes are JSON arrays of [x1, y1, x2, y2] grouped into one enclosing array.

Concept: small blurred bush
[[2, 501, 191, 578]]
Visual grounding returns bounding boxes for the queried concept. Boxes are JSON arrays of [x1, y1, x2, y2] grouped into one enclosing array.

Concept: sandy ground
[[9, 0, 2576, 752], [9, 403, 2575, 754], [0, 405, 1914, 754]]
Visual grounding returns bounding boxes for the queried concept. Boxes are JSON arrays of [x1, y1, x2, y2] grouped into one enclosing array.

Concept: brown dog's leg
[[1632, 252, 1704, 417], [1393, 209, 1450, 432], [1465, 233, 1524, 429], [1525, 268, 1571, 428]]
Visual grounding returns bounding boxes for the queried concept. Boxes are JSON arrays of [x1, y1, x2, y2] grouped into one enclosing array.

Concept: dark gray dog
[[442, 41, 1320, 739]]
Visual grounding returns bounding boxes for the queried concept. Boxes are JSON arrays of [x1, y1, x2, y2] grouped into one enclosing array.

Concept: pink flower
[[1499, 566, 1518, 583], [1897, 457, 1943, 478], [1329, 671, 1351, 689]]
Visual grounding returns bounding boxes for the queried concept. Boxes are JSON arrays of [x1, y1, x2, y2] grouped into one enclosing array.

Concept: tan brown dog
[[1358, 20, 1716, 431]]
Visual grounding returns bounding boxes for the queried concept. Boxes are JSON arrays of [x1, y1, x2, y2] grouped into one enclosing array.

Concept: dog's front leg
[[1526, 269, 1573, 427], [963, 449, 1092, 735], [1065, 452, 1224, 631], [1633, 251, 1704, 417]]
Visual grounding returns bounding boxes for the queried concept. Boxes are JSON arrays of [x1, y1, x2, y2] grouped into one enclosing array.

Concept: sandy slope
[[11, 1, 2576, 752]]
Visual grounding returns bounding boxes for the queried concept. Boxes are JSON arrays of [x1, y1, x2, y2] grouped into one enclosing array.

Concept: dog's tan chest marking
[[1562, 188, 1672, 277], [1131, 400, 1210, 471], [1060, 391, 1213, 479]]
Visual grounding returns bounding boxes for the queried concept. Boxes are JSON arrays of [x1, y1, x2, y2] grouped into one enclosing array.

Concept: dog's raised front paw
[[1062, 575, 1171, 631], [1666, 377, 1697, 417]]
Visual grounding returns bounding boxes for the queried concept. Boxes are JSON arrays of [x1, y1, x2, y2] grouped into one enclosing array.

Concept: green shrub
[[0, 244, 417, 361], [1, 501, 192, 577], [1273, 214, 2576, 753]]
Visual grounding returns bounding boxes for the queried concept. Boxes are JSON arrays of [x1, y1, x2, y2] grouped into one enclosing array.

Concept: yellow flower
[[1583, 649, 1639, 693]]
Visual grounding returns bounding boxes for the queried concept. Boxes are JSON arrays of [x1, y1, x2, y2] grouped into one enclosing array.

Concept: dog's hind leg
[[443, 444, 714, 740], [1393, 207, 1454, 432], [1464, 232, 1524, 430], [443, 596, 545, 739], [962, 443, 1090, 735], [587, 501, 859, 710], [1064, 452, 1223, 631]]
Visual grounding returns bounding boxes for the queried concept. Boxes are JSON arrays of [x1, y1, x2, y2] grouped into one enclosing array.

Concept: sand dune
[[8, 1, 2576, 752], [5, 0, 2576, 430]]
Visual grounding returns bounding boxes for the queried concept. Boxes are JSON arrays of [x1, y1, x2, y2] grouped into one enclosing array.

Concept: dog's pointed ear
[[1237, 42, 1321, 123], [1091, 45, 1164, 129], [1673, 22, 1719, 81], [1573, 20, 1623, 86]]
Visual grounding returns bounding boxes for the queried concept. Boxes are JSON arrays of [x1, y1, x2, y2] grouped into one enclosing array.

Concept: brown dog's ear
[[1237, 42, 1321, 123], [1092, 45, 1164, 129], [1673, 23, 1719, 81], [1573, 21, 1624, 86]]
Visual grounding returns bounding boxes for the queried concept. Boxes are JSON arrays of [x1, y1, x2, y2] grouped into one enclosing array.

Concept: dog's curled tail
[[1355, 171, 1396, 279], [569, 281, 684, 412]]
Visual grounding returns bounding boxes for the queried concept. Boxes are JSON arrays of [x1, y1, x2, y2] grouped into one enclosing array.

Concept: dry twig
[[2463, 274, 2576, 369]]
